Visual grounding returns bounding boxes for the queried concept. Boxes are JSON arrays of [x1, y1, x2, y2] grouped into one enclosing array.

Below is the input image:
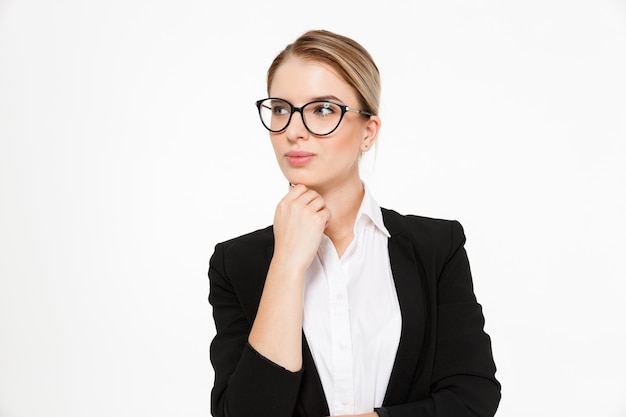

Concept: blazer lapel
[[296, 336, 330, 417], [382, 209, 428, 406]]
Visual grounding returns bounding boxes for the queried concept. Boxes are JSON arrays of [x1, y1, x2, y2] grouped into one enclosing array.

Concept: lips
[[285, 151, 316, 166]]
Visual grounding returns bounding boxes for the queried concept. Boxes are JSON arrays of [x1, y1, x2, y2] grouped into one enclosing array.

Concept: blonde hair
[[267, 30, 380, 116]]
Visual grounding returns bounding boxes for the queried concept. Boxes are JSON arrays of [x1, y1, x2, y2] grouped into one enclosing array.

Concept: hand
[[272, 184, 330, 272]]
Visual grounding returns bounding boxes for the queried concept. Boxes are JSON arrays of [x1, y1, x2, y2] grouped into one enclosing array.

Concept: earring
[[364, 144, 369, 148]]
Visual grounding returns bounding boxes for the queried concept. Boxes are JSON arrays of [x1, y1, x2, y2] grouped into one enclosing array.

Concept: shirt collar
[[355, 183, 391, 238]]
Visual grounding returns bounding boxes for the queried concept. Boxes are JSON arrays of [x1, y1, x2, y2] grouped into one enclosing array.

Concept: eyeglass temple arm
[[347, 107, 372, 116]]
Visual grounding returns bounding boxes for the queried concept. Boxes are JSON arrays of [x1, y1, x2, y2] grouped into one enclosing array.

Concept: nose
[[285, 109, 309, 142]]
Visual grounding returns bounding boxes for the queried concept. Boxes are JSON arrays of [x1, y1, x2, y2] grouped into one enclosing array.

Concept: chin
[[286, 177, 317, 189], [285, 172, 311, 186], [288, 178, 311, 187], [283, 169, 330, 191]]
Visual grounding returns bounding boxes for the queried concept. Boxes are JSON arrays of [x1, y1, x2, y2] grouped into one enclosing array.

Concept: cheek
[[332, 129, 363, 156], [336, 140, 359, 156]]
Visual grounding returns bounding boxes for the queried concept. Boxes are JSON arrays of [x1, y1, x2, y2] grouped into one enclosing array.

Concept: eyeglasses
[[255, 98, 372, 136]]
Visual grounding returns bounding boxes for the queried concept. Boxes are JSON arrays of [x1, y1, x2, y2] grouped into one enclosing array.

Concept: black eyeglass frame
[[255, 97, 373, 136]]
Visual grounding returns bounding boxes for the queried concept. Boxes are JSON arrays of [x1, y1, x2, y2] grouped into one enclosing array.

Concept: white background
[[1, 1, 625, 416]]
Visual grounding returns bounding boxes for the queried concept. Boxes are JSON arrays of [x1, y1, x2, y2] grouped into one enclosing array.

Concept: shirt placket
[[326, 241, 354, 415]]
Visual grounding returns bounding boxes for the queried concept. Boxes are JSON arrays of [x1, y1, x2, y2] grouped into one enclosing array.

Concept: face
[[267, 57, 380, 194]]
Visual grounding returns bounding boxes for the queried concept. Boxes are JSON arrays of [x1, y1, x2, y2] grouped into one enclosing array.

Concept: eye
[[312, 102, 337, 117], [271, 104, 290, 116]]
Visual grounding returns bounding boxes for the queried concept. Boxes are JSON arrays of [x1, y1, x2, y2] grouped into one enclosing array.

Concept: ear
[[360, 115, 381, 152]]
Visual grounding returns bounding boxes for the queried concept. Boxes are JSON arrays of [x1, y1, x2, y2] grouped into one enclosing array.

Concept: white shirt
[[302, 185, 402, 416]]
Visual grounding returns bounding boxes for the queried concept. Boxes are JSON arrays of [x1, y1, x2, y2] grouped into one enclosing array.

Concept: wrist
[[270, 251, 310, 276]]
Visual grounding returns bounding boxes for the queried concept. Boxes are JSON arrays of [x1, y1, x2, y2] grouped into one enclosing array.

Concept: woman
[[208, 30, 500, 417]]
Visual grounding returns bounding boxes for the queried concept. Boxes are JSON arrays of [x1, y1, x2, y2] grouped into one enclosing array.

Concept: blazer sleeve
[[209, 242, 303, 417], [384, 220, 501, 417]]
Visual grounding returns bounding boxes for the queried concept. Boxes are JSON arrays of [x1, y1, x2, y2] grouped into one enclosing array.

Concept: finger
[[297, 189, 323, 206], [284, 183, 309, 200], [279, 184, 308, 205], [318, 207, 331, 228], [306, 194, 327, 213]]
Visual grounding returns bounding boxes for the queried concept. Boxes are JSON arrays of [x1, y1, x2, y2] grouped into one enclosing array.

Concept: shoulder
[[213, 225, 274, 259], [381, 207, 466, 255], [382, 207, 464, 236], [209, 226, 274, 285]]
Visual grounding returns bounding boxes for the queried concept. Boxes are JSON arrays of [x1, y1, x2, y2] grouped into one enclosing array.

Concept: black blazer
[[208, 208, 501, 417]]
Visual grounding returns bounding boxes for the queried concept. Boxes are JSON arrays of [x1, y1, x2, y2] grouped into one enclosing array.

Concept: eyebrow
[[310, 95, 343, 103]]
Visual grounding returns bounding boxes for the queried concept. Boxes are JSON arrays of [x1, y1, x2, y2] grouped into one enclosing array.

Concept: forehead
[[269, 57, 356, 104]]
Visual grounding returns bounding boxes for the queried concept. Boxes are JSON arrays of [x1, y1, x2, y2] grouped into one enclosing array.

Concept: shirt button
[[336, 293, 343, 300], [342, 399, 349, 406]]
